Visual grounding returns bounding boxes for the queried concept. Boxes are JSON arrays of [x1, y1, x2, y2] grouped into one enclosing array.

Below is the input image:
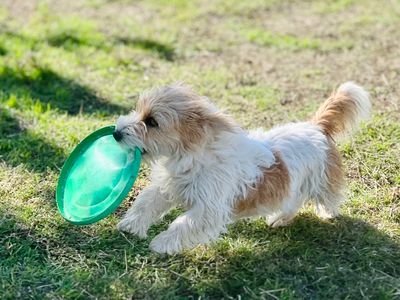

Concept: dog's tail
[[311, 82, 371, 141]]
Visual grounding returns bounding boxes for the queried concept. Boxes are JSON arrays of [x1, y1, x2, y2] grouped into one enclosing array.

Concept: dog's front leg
[[149, 205, 231, 254], [117, 185, 174, 238]]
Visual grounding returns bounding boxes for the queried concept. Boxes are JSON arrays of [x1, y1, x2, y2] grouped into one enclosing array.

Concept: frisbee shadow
[[164, 214, 400, 298], [0, 66, 127, 116], [0, 107, 66, 173]]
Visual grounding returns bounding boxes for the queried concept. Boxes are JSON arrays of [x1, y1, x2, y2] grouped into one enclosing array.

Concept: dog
[[114, 82, 370, 254]]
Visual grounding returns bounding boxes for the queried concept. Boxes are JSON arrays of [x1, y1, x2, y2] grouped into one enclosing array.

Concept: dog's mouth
[[117, 133, 146, 155]]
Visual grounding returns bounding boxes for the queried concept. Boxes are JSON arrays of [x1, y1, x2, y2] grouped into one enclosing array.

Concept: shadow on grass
[[0, 66, 126, 115], [47, 32, 102, 50], [174, 214, 400, 299], [1, 26, 176, 61], [0, 210, 398, 299], [0, 208, 93, 298], [0, 108, 66, 173], [0, 206, 151, 298], [115, 37, 175, 61], [0, 45, 6, 56], [45, 29, 175, 61]]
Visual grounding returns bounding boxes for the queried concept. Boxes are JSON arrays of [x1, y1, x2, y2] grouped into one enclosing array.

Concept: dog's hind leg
[[267, 194, 304, 228], [315, 144, 345, 219], [268, 212, 296, 228], [315, 191, 343, 219]]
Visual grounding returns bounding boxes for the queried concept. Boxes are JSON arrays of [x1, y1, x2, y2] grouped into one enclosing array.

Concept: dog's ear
[[207, 111, 237, 134], [156, 83, 238, 150], [178, 105, 237, 151]]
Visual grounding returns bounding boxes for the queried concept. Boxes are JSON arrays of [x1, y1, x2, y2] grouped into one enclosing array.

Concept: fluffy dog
[[115, 82, 370, 254]]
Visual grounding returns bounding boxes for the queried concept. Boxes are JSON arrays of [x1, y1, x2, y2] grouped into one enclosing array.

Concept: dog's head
[[114, 83, 237, 159]]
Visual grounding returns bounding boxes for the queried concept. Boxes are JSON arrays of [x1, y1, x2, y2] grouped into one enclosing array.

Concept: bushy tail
[[312, 82, 371, 140]]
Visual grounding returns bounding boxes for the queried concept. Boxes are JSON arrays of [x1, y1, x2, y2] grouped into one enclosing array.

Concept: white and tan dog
[[115, 82, 370, 254]]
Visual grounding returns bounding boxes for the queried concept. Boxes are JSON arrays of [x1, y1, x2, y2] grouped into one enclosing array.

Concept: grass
[[244, 27, 353, 52], [0, 0, 399, 299]]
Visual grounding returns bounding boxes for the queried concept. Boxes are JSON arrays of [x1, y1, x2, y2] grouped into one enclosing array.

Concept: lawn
[[0, 0, 399, 299]]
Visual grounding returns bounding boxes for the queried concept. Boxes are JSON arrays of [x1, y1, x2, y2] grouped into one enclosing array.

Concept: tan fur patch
[[325, 141, 344, 196], [312, 90, 358, 139], [178, 108, 237, 151], [176, 107, 208, 150], [136, 95, 152, 120], [234, 152, 290, 217]]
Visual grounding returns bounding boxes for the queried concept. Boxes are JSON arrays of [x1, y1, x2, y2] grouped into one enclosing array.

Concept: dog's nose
[[113, 130, 123, 142]]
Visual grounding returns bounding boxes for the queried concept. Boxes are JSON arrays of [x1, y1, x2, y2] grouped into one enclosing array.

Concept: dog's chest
[[160, 170, 202, 207]]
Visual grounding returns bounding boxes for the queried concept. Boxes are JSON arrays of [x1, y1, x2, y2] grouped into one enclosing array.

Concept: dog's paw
[[268, 214, 295, 228], [149, 231, 184, 255], [117, 215, 149, 238]]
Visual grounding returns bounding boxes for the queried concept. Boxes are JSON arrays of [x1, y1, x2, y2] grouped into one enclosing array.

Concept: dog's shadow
[[183, 213, 400, 298], [1, 206, 399, 298]]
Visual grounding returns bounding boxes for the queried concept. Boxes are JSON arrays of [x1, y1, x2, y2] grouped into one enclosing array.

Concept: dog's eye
[[144, 116, 158, 128]]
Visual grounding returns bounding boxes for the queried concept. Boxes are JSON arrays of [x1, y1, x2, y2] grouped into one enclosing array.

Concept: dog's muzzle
[[113, 130, 123, 142]]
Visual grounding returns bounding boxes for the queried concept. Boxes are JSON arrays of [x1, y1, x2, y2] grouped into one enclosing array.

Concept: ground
[[0, 0, 399, 299]]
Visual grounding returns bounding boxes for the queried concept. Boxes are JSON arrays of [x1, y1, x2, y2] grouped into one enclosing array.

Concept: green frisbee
[[56, 125, 141, 225]]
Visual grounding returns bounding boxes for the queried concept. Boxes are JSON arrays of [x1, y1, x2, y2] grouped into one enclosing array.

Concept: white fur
[[336, 81, 371, 140], [116, 83, 370, 254], [119, 131, 277, 254], [338, 81, 371, 124]]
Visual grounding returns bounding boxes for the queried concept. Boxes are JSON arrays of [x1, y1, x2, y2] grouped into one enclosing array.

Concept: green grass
[[1, 0, 399, 299], [314, 0, 355, 13], [244, 27, 353, 52]]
